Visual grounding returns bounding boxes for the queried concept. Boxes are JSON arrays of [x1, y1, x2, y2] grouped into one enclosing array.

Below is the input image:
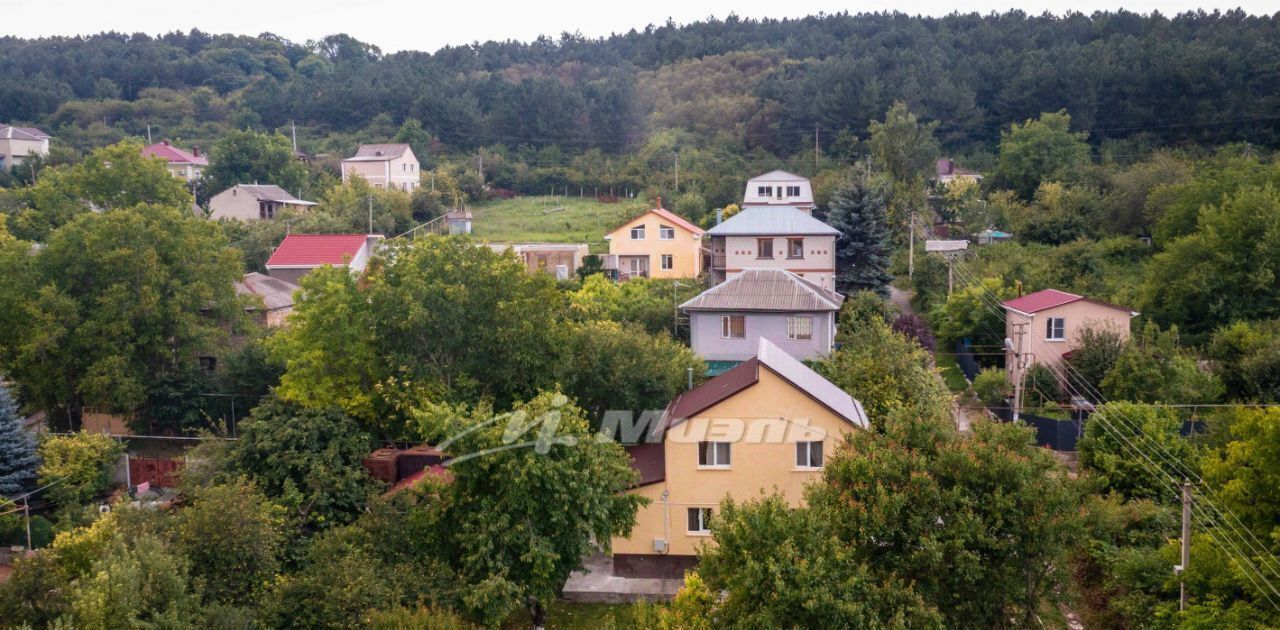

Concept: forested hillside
[[3, 10, 1278, 165]]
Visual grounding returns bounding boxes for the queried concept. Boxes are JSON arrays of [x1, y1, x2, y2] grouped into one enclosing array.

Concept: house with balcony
[[742, 170, 815, 214], [141, 141, 207, 181], [682, 269, 843, 374], [707, 206, 839, 291], [0, 124, 50, 171], [611, 337, 868, 578], [208, 184, 317, 221], [603, 206, 705, 280], [342, 144, 421, 191], [1001, 289, 1138, 390]]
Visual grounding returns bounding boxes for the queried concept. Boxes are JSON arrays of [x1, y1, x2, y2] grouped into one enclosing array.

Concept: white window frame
[[1046, 317, 1066, 341], [630, 225, 645, 240], [795, 441, 824, 469], [788, 315, 813, 340], [757, 238, 774, 259], [687, 507, 712, 534], [660, 254, 673, 270], [786, 185, 801, 197], [721, 315, 745, 339], [659, 224, 676, 240], [698, 441, 731, 468], [757, 185, 772, 197]]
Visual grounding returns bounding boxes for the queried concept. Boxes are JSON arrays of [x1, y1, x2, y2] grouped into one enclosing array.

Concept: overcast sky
[[4, 1, 1274, 53]]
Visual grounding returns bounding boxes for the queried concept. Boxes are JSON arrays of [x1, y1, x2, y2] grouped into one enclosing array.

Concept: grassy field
[[469, 196, 649, 254], [935, 351, 970, 393]]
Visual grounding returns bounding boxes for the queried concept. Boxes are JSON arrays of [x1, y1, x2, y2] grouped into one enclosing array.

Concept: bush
[[973, 368, 1012, 408], [891, 312, 937, 352]]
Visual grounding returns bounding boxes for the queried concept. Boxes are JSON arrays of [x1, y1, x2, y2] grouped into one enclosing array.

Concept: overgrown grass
[[470, 196, 649, 253], [934, 351, 970, 393]]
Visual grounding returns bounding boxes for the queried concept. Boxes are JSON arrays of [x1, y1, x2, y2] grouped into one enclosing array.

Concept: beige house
[[0, 125, 50, 171], [342, 144, 421, 191], [742, 170, 815, 214], [141, 141, 207, 181], [612, 338, 868, 578], [1002, 289, 1138, 389], [484, 242, 589, 280], [235, 272, 299, 327], [707, 206, 840, 291], [208, 184, 317, 221], [604, 207, 705, 279]]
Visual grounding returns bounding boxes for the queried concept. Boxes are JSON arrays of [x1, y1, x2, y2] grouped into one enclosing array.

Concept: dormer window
[[757, 185, 772, 197], [787, 185, 801, 197]]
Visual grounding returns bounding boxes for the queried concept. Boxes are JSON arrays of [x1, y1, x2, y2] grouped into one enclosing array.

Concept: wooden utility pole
[[814, 124, 820, 174], [1179, 480, 1193, 611], [674, 154, 680, 193], [908, 210, 916, 279], [23, 496, 32, 550]]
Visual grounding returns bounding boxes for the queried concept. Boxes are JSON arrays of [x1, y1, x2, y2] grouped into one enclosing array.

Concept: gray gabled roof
[[748, 169, 808, 182], [235, 272, 299, 311], [344, 144, 412, 162], [226, 184, 316, 205], [756, 338, 868, 429], [680, 269, 844, 312], [707, 206, 839, 236], [0, 125, 50, 141]]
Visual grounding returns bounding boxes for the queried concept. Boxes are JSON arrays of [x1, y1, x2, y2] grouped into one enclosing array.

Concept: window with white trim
[[630, 225, 645, 240], [757, 185, 772, 196], [787, 238, 804, 259], [659, 224, 675, 240], [786, 185, 801, 197], [721, 315, 745, 339], [660, 254, 673, 270], [687, 507, 712, 533], [698, 441, 731, 467], [1046, 317, 1065, 340], [796, 441, 824, 468], [788, 315, 813, 340], [757, 238, 774, 259]]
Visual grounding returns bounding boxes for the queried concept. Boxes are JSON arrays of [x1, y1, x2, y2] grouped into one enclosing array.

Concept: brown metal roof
[[680, 269, 844, 312], [626, 442, 666, 487], [663, 358, 761, 430]]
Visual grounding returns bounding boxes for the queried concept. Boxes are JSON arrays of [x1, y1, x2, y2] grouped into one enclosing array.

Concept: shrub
[[973, 368, 1012, 408], [891, 312, 937, 352]]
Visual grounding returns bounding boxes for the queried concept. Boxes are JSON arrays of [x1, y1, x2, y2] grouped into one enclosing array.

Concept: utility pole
[[146, 124, 152, 144], [908, 210, 916, 279], [1179, 480, 1193, 611], [477, 154, 484, 184], [430, 170, 435, 193], [291, 121, 298, 153], [1010, 322, 1029, 421], [23, 496, 32, 550], [674, 154, 680, 193], [814, 124, 820, 174], [367, 195, 373, 234]]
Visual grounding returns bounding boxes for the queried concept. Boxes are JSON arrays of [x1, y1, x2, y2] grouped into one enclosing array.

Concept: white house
[[0, 125, 51, 171], [208, 184, 317, 221], [707, 206, 840, 291], [342, 144, 421, 191], [742, 170, 815, 214]]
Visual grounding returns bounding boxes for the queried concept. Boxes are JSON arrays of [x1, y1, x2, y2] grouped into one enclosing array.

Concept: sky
[[3, 0, 1275, 53]]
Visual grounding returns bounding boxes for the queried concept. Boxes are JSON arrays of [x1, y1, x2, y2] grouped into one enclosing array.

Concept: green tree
[[868, 102, 940, 187], [230, 397, 377, 530], [168, 482, 287, 606], [0, 204, 242, 427], [1066, 326, 1126, 398], [927, 276, 1012, 351], [393, 118, 433, 168], [991, 111, 1090, 199], [819, 311, 952, 422], [37, 432, 124, 512], [62, 533, 201, 629], [694, 495, 943, 628], [7, 141, 194, 242], [556, 320, 704, 426], [416, 392, 645, 625], [807, 412, 1081, 628], [0, 383, 39, 496], [1101, 323, 1224, 404], [206, 129, 309, 197], [826, 177, 893, 296], [1078, 402, 1197, 501]]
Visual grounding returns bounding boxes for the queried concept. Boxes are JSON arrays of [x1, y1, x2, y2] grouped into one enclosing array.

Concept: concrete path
[[890, 284, 975, 433], [561, 553, 683, 604]]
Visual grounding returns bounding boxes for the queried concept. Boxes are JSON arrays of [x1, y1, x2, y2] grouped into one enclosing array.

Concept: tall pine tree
[[0, 383, 39, 496], [826, 178, 893, 297]]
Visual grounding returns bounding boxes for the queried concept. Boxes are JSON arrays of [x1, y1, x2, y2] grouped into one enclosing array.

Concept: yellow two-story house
[[604, 206, 705, 279], [611, 337, 869, 578]]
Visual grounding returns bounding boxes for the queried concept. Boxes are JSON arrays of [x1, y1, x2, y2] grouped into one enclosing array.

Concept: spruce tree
[[0, 383, 39, 496], [826, 178, 894, 297]]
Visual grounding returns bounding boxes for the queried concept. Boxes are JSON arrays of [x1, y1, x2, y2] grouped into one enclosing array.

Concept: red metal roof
[[1002, 289, 1135, 314], [266, 234, 368, 268], [141, 141, 208, 166]]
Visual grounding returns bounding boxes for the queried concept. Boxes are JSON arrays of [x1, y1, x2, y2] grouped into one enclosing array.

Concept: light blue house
[[681, 268, 844, 375]]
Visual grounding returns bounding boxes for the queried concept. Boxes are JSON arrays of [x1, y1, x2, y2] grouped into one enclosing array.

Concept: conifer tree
[[826, 178, 893, 297], [0, 384, 39, 496]]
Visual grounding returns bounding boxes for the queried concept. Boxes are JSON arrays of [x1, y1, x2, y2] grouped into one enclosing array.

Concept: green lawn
[[503, 602, 642, 629], [470, 196, 649, 254], [934, 351, 970, 393]]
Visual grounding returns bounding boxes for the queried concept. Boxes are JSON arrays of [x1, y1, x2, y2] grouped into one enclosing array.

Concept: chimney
[[192, 145, 201, 157], [716, 209, 724, 225], [656, 196, 663, 209], [161, 140, 170, 146]]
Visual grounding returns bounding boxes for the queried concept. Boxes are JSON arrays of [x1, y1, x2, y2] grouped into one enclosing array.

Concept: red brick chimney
[[192, 145, 201, 157]]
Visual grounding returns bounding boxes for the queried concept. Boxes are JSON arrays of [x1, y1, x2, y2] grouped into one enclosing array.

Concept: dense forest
[[3, 10, 1279, 177]]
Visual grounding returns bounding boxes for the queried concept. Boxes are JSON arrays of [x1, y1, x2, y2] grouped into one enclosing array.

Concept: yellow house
[[611, 337, 869, 578], [604, 206, 705, 279]]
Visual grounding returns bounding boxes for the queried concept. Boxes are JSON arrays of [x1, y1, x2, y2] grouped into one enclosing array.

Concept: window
[[787, 238, 804, 259], [698, 441, 731, 467], [796, 441, 824, 468], [198, 356, 218, 372], [786, 185, 801, 197], [757, 185, 772, 196], [687, 508, 713, 533], [1046, 317, 1066, 340], [660, 254, 673, 270], [721, 315, 745, 339], [659, 224, 675, 240], [630, 225, 645, 240], [757, 238, 774, 259], [788, 315, 813, 340]]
